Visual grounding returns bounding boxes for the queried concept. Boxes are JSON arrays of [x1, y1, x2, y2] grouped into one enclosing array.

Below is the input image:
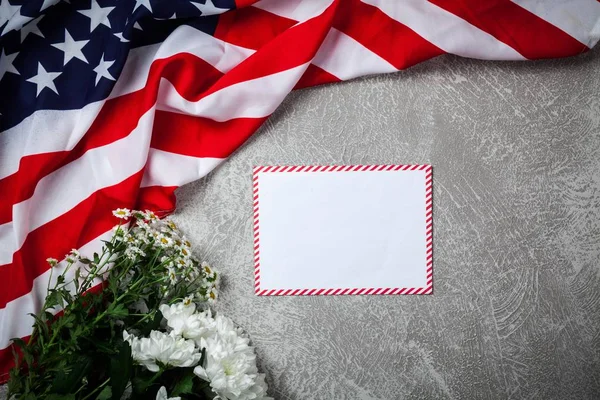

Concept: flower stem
[[80, 377, 110, 400]]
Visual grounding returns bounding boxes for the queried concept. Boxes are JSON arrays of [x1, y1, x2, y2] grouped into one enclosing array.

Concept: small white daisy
[[46, 258, 58, 267], [167, 267, 178, 285], [182, 295, 194, 307], [144, 210, 158, 222], [156, 234, 174, 249], [112, 208, 131, 219]]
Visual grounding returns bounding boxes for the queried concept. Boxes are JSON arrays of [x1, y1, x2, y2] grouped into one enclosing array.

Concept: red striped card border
[[252, 164, 433, 296]]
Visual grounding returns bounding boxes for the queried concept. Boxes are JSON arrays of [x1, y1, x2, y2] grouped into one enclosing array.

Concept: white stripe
[[156, 62, 310, 120], [0, 104, 103, 179], [512, 0, 600, 48], [110, 25, 255, 99], [142, 150, 223, 187], [0, 230, 111, 350], [0, 25, 254, 180], [253, 0, 333, 22], [0, 108, 154, 265], [312, 28, 396, 80], [362, 0, 525, 60], [1, 61, 306, 264]]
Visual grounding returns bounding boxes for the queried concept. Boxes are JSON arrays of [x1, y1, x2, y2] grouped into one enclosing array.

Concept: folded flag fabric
[[1, 0, 599, 380]]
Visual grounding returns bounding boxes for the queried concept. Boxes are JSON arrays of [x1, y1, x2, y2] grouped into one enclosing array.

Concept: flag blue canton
[[0, 0, 235, 131]]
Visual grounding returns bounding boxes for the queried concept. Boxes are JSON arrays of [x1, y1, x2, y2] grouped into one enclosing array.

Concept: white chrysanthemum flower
[[159, 302, 217, 342], [156, 386, 181, 400], [46, 258, 58, 267], [193, 316, 260, 399], [123, 330, 201, 372], [246, 374, 273, 400], [113, 208, 131, 219], [160, 301, 196, 321]]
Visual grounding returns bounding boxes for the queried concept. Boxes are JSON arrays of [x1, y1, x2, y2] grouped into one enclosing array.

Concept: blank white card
[[252, 165, 432, 296]]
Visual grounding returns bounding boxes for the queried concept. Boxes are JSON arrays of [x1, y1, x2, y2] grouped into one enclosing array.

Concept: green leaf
[[45, 290, 63, 309], [51, 356, 92, 394], [96, 386, 113, 400], [94, 252, 101, 264], [171, 370, 195, 396], [109, 341, 132, 400], [108, 303, 129, 318]]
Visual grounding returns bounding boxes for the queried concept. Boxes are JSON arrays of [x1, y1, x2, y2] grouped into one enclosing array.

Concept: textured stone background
[[3, 49, 600, 399]]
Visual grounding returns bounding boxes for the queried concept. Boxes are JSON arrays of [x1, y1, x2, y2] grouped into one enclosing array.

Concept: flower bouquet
[[7, 210, 271, 400]]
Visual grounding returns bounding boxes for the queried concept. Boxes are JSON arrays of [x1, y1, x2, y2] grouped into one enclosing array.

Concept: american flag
[[1, 0, 599, 381]]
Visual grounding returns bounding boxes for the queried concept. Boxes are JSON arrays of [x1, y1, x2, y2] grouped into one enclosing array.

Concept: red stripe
[[136, 185, 178, 217], [333, 0, 445, 69], [214, 5, 297, 50], [152, 112, 268, 158], [429, 0, 589, 59], [295, 64, 342, 89], [2, 6, 340, 225], [216, 4, 342, 89], [203, 1, 339, 98], [0, 171, 144, 308], [0, 53, 225, 225]]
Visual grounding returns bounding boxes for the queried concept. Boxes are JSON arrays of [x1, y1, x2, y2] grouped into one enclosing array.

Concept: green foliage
[[7, 214, 218, 400]]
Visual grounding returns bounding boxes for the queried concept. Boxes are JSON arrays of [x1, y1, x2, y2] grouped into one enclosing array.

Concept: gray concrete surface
[[172, 49, 600, 400], [3, 49, 600, 399]]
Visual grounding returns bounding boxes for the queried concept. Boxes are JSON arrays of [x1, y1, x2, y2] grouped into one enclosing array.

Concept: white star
[[52, 29, 89, 66], [113, 31, 129, 43], [133, 0, 151, 13], [93, 54, 115, 85], [78, 0, 114, 32], [0, 0, 20, 28], [0, 48, 19, 82], [190, 0, 228, 16], [40, 0, 59, 11], [20, 15, 44, 43], [26, 62, 60, 97], [133, 21, 142, 30], [1, 9, 31, 35]]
